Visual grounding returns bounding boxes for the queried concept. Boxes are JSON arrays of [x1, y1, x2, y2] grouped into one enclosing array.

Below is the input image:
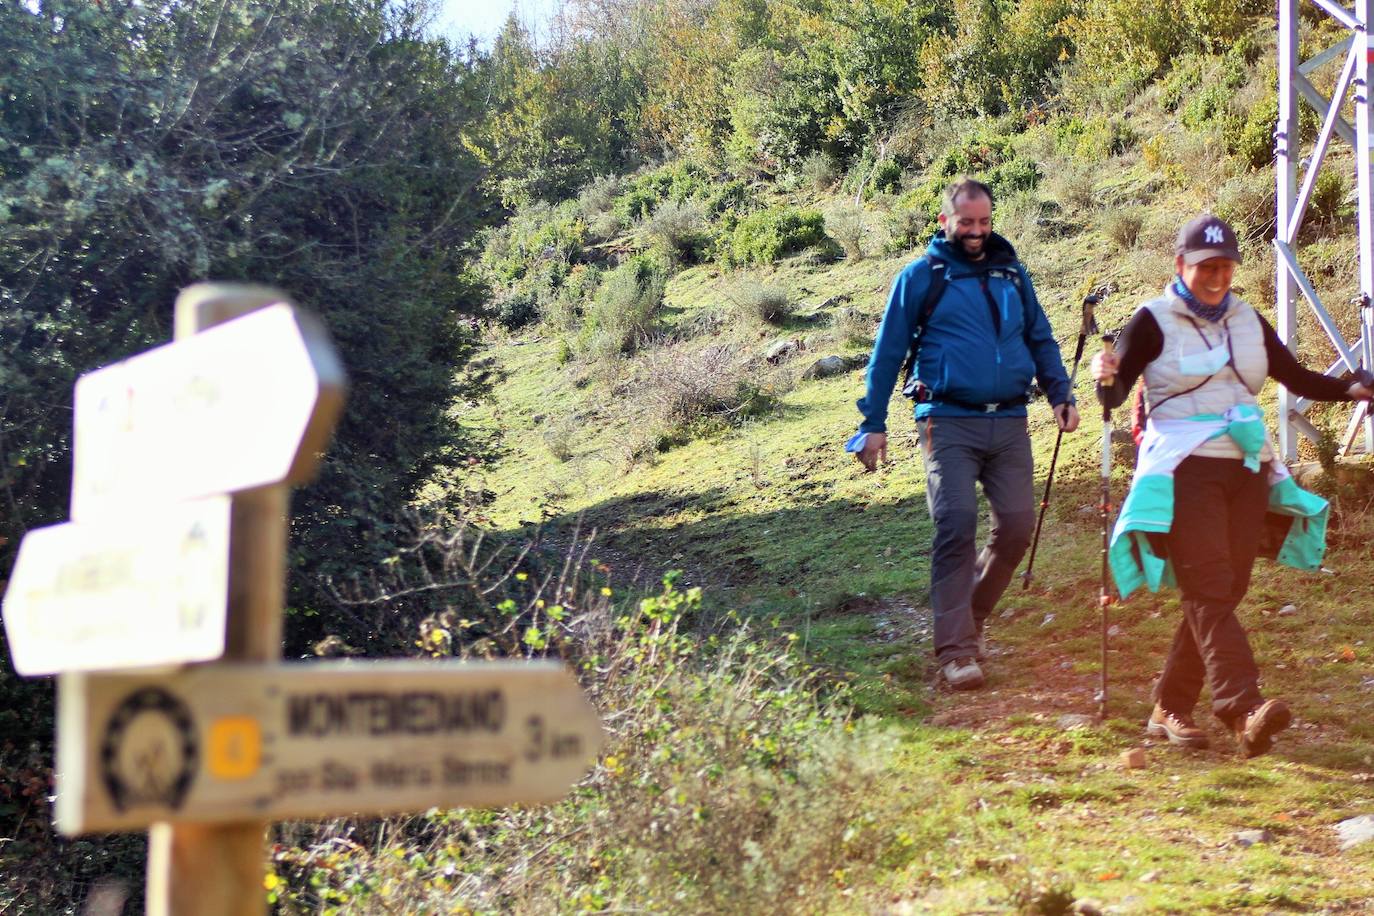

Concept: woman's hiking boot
[[1233, 698, 1292, 759], [941, 657, 984, 690], [1146, 704, 1209, 748]]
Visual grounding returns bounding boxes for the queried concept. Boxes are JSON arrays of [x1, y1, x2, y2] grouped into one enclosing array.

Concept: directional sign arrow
[[56, 660, 606, 834], [70, 301, 346, 520], [2, 495, 232, 676]]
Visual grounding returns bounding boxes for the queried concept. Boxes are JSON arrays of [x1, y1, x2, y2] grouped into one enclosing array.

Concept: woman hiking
[[1092, 214, 1374, 758]]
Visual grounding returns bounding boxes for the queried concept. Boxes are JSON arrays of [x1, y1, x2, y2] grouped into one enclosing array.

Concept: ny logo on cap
[[1204, 224, 1225, 244]]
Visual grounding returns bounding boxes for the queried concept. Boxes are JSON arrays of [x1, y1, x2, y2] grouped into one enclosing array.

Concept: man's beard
[[953, 232, 988, 260]]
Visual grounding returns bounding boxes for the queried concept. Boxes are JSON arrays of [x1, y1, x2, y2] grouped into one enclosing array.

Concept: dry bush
[[1214, 172, 1274, 245], [577, 174, 623, 219], [1045, 160, 1098, 216], [1117, 246, 1173, 292], [640, 198, 710, 263], [827, 204, 867, 259], [800, 151, 840, 191], [634, 341, 770, 434], [541, 413, 581, 462], [1104, 207, 1145, 249], [732, 282, 795, 324]]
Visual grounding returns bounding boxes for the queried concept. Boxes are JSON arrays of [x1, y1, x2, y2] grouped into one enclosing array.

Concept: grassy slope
[[463, 112, 1374, 916]]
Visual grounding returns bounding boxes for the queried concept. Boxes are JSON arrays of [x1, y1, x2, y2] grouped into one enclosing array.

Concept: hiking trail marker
[[2, 495, 232, 675], [0, 284, 604, 916]]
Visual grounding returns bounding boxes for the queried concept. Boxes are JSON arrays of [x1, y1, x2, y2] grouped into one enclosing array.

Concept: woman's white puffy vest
[[1140, 290, 1269, 461]]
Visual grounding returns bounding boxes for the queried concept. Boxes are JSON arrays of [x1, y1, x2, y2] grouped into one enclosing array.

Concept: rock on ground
[[1336, 814, 1374, 850]]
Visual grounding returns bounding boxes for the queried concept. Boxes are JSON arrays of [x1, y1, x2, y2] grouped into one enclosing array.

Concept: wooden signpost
[[57, 661, 602, 833], [0, 284, 605, 916], [2, 495, 231, 675]]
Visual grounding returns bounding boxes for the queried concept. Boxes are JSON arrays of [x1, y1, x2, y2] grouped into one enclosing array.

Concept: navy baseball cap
[[1176, 214, 1242, 265]]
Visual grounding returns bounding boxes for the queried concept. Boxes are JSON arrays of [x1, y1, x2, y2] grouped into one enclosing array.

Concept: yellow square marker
[[207, 716, 262, 780]]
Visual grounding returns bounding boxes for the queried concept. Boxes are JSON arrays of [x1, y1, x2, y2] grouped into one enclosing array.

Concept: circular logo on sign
[[99, 687, 198, 813]]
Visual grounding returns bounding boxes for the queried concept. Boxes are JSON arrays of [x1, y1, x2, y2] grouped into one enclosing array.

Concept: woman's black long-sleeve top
[[1095, 308, 1353, 410]]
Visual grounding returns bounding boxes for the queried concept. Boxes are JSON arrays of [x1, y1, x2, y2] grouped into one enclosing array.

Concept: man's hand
[[1348, 381, 1374, 401], [1090, 350, 1119, 383], [1054, 402, 1080, 432], [857, 432, 888, 471]]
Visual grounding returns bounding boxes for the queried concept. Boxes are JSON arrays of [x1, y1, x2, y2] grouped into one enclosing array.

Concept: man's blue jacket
[[857, 231, 1072, 433]]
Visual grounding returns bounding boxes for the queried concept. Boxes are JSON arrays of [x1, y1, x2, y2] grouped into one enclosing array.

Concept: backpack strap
[[900, 259, 1033, 399], [900, 258, 948, 398]]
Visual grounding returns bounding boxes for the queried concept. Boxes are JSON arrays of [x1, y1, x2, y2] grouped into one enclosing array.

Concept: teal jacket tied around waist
[[1109, 405, 1329, 599]]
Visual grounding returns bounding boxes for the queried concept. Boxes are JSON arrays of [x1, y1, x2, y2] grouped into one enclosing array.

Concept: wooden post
[[146, 287, 291, 916]]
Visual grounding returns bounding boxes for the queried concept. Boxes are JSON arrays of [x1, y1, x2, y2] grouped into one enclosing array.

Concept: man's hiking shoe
[[942, 657, 984, 690], [1234, 699, 1292, 759], [1146, 704, 1209, 749]]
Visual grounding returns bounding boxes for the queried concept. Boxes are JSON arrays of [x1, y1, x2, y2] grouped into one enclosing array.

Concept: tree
[[1, 0, 495, 688]]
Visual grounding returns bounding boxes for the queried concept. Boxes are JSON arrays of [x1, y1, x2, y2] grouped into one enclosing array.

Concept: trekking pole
[[1096, 334, 1116, 722], [1021, 292, 1102, 589]]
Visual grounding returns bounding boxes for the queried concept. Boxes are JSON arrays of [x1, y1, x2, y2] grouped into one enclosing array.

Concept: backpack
[[899, 256, 1029, 399]]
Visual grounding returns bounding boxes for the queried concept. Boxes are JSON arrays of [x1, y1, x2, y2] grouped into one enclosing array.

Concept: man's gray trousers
[[916, 415, 1036, 665]]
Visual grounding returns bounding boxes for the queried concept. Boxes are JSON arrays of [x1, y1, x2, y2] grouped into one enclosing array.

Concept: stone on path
[[765, 338, 801, 363], [1071, 898, 1104, 915], [1278, 603, 1298, 617], [1336, 814, 1374, 850], [800, 354, 863, 380], [1057, 713, 1096, 730], [1232, 828, 1272, 847], [1120, 748, 1146, 769]]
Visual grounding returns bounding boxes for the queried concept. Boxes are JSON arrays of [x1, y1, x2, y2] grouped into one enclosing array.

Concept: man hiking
[[850, 178, 1078, 690]]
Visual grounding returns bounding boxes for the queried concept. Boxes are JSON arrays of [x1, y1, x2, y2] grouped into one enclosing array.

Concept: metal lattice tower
[[1275, 0, 1374, 459]]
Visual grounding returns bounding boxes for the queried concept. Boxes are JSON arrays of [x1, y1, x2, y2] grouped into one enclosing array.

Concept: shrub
[[936, 130, 1018, 179], [1104, 207, 1145, 249], [723, 206, 830, 267], [1180, 82, 1235, 133], [613, 160, 714, 223], [828, 205, 867, 259], [641, 198, 711, 264], [274, 537, 914, 914], [576, 174, 623, 218], [589, 209, 624, 241], [1045, 160, 1097, 214], [493, 287, 541, 330], [541, 413, 580, 461], [635, 342, 773, 445], [703, 178, 757, 218], [481, 199, 586, 286], [733, 283, 795, 324], [995, 189, 1048, 246], [987, 157, 1042, 199], [543, 264, 603, 330], [800, 151, 840, 191], [1308, 169, 1349, 227], [579, 254, 667, 359], [1230, 93, 1278, 170], [883, 181, 943, 253], [871, 158, 903, 194], [1054, 115, 1137, 161], [1214, 173, 1275, 245]]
